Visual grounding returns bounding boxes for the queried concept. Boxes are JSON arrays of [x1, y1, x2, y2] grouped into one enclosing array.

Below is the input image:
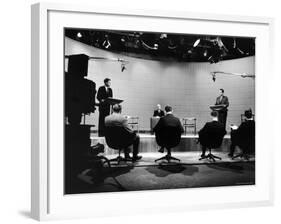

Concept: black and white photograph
[[1, 0, 280, 222], [64, 28, 255, 194]]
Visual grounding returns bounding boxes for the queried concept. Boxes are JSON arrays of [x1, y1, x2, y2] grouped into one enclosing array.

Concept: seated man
[[199, 111, 226, 158], [154, 105, 184, 153], [104, 104, 142, 162], [229, 109, 255, 158], [153, 104, 165, 117]]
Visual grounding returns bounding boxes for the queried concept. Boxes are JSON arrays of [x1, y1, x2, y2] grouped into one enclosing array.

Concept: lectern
[[105, 97, 123, 104], [210, 104, 227, 128], [104, 97, 123, 113], [210, 104, 225, 111], [150, 117, 160, 134]]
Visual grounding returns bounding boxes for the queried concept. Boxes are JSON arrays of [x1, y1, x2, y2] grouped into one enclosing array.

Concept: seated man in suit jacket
[[199, 111, 226, 158], [104, 104, 142, 162], [153, 105, 184, 153], [153, 104, 165, 117], [229, 109, 255, 157]]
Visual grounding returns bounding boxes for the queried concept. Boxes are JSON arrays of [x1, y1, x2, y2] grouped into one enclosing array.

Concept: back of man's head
[[244, 109, 253, 119], [165, 105, 172, 113], [211, 110, 218, 118], [112, 104, 122, 113]]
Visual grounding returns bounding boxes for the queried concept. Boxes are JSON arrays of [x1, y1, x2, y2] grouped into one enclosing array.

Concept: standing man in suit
[[154, 105, 184, 153], [153, 104, 165, 117], [198, 111, 226, 158], [215, 88, 229, 129], [97, 78, 113, 137]]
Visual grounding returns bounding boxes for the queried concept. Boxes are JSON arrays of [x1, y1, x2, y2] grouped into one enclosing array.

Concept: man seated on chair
[[228, 109, 255, 158], [153, 105, 184, 153], [199, 111, 226, 158], [104, 104, 142, 162], [153, 104, 165, 117]]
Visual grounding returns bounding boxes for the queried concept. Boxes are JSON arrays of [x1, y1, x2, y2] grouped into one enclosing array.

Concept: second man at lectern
[[215, 88, 229, 129], [97, 78, 113, 137], [153, 104, 165, 117]]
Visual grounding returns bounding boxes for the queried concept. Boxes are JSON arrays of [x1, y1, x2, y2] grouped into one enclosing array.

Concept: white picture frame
[[31, 2, 274, 221]]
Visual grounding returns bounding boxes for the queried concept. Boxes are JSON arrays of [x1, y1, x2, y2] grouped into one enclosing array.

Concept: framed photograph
[[31, 2, 274, 221]]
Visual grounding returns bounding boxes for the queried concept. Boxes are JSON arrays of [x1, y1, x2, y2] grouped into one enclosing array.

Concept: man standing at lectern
[[215, 88, 229, 129], [97, 78, 113, 137], [153, 104, 165, 117]]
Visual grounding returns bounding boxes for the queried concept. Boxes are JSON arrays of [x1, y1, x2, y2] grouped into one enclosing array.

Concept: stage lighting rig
[[211, 71, 255, 81]]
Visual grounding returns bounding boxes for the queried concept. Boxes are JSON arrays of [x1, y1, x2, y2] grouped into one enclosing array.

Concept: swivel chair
[[198, 128, 225, 162], [155, 126, 182, 163], [104, 126, 135, 165], [231, 121, 255, 161], [199, 147, 222, 162]]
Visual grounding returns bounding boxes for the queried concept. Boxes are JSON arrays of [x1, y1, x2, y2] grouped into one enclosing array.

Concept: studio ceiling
[[65, 28, 255, 63]]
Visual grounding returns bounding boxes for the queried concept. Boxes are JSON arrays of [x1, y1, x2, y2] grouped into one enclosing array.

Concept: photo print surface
[[64, 28, 255, 194]]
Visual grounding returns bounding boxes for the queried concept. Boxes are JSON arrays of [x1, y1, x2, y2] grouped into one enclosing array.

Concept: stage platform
[[90, 133, 232, 156]]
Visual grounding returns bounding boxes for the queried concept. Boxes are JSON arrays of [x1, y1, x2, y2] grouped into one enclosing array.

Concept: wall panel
[[65, 37, 255, 132]]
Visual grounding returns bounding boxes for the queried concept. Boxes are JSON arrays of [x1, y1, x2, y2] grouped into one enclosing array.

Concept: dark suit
[[154, 114, 184, 148], [105, 113, 139, 157], [229, 120, 255, 156], [199, 120, 226, 155], [153, 109, 165, 117], [97, 86, 113, 136], [65, 75, 96, 124], [215, 95, 229, 128]]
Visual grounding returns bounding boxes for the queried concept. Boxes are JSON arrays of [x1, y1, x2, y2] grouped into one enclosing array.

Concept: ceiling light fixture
[[193, 38, 200, 47], [160, 33, 167, 39], [102, 40, 111, 49], [102, 35, 111, 49], [203, 49, 208, 57], [77, 32, 82, 38], [187, 49, 193, 54]]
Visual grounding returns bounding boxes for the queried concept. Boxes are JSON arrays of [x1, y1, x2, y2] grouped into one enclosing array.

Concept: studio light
[[203, 49, 208, 57], [187, 49, 193, 54], [160, 33, 167, 39], [102, 40, 111, 49], [77, 32, 82, 38], [102, 35, 111, 49], [193, 38, 200, 47], [208, 55, 220, 64], [232, 38, 245, 55], [211, 73, 216, 82], [121, 63, 126, 72]]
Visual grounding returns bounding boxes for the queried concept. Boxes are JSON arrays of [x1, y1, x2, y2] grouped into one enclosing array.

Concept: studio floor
[[66, 151, 255, 194]]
